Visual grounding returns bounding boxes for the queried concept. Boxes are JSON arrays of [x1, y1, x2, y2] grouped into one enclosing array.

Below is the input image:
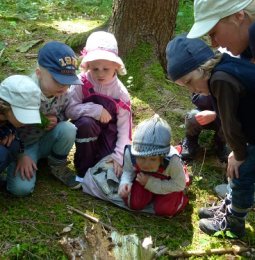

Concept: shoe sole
[[70, 183, 82, 190]]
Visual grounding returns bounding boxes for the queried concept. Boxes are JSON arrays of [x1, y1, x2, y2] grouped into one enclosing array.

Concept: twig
[[165, 245, 250, 257], [155, 246, 168, 257], [67, 205, 116, 231], [11, 220, 68, 227], [0, 14, 25, 22], [156, 96, 176, 111], [4, 219, 56, 239], [22, 222, 53, 238], [23, 249, 43, 260], [25, 53, 38, 59], [198, 148, 207, 176], [0, 48, 5, 59]]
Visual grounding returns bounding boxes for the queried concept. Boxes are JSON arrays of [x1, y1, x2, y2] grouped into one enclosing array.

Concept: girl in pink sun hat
[[66, 31, 132, 182]]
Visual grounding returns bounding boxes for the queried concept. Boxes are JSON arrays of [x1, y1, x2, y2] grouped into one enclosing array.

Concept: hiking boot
[[181, 136, 199, 160], [199, 213, 245, 238], [50, 164, 82, 189], [198, 198, 230, 219]]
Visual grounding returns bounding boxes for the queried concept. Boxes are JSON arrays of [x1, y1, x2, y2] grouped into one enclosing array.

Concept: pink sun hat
[[80, 31, 127, 75]]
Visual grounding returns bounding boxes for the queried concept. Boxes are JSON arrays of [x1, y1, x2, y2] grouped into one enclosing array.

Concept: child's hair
[[131, 114, 171, 157], [0, 99, 11, 115], [80, 31, 127, 75], [197, 51, 223, 79], [244, 0, 255, 20]]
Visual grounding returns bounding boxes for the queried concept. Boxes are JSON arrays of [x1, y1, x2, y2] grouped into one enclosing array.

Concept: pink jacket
[[65, 72, 132, 165]]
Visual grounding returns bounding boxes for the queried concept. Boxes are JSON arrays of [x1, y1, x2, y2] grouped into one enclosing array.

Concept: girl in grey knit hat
[[118, 114, 189, 216]]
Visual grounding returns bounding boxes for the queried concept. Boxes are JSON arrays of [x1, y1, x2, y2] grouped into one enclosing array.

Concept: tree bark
[[109, 0, 179, 69]]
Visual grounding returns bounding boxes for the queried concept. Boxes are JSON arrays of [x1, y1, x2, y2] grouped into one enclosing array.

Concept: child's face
[[175, 69, 210, 95], [88, 60, 119, 85], [36, 67, 69, 97], [136, 156, 162, 172]]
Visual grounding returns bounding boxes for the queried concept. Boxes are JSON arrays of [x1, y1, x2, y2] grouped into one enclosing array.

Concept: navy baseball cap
[[38, 41, 82, 85]]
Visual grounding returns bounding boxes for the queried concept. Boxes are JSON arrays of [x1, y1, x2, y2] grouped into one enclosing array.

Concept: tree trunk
[[109, 0, 179, 69]]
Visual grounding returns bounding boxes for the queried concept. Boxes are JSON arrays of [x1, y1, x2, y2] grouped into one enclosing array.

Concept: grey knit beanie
[[131, 114, 171, 157]]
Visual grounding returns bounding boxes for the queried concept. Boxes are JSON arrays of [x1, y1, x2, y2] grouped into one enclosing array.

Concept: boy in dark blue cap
[[7, 41, 82, 196], [166, 34, 255, 238]]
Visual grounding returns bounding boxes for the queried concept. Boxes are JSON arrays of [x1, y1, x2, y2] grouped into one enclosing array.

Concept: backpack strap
[[117, 99, 131, 112], [125, 145, 136, 166], [81, 74, 130, 113], [81, 74, 95, 97]]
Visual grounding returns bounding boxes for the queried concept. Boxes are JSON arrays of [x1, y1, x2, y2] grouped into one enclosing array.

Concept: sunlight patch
[[52, 20, 102, 34]]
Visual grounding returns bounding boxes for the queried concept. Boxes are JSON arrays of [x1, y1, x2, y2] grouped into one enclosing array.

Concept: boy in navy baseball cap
[[7, 41, 82, 197], [38, 41, 82, 85]]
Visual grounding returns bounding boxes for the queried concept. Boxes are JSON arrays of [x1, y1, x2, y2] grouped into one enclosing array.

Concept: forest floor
[[0, 0, 254, 259]]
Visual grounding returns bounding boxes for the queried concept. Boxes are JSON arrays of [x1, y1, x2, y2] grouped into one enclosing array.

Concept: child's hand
[[113, 160, 123, 177], [0, 133, 15, 147], [15, 155, 37, 180], [45, 115, 58, 130], [136, 172, 149, 186], [100, 108, 112, 124], [118, 183, 132, 198], [227, 151, 244, 179], [195, 110, 216, 125]]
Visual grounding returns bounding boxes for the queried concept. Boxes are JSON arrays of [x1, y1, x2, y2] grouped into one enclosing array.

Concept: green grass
[[0, 0, 254, 258], [175, 0, 194, 35]]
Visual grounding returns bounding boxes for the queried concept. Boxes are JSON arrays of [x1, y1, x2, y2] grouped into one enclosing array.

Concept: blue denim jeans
[[230, 144, 255, 210], [0, 139, 20, 173], [6, 121, 76, 196]]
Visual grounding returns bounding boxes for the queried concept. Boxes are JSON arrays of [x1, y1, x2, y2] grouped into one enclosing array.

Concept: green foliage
[[124, 43, 153, 91], [213, 230, 238, 239], [199, 129, 215, 149], [0, 0, 111, 81], [0, 0, 112, 21], [38, 112, 51, 129], [175, 0, 194, 34]]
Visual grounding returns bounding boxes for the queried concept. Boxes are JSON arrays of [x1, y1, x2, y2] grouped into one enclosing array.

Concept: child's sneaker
[[50, 164, 82, 189], [199, 213, 245, 238]]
